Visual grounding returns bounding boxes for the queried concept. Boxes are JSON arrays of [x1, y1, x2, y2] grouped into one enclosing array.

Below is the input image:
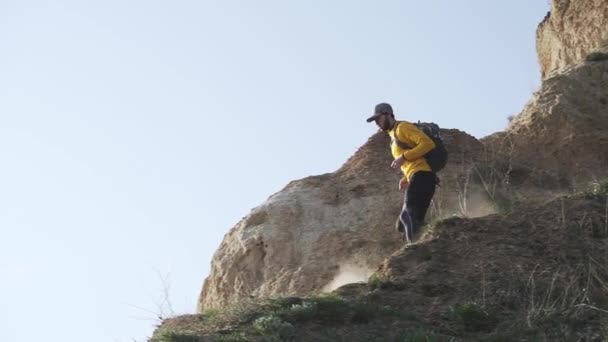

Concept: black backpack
[[393, 121, 448, 173]]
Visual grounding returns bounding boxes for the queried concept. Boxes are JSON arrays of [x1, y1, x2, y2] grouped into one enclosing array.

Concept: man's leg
[[396, 193, 414, 242], [405, 171, 437, 240]]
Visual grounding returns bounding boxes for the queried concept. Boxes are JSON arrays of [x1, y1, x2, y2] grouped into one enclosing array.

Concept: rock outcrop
[[198, 129, 484, 311], [537, 0, 608, 79], [505, 58, 608, 186]]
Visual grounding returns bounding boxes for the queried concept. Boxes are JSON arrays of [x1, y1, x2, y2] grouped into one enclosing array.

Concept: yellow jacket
[[388, 121, 436, 181]]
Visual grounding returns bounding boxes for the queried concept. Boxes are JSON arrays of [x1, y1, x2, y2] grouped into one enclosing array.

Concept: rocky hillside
[[152, 186, 608, 341], [151, 0, 608, 341]]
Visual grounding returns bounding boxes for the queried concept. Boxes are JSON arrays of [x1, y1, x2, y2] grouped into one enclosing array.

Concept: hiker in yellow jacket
[[366, 103, 438, 243]]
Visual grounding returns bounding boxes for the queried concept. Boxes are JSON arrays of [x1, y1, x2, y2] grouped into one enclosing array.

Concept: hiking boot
[[395, 218, 409, 243]]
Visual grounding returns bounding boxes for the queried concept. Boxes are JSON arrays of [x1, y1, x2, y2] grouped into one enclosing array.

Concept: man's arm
[[397, 123, 435, 160]]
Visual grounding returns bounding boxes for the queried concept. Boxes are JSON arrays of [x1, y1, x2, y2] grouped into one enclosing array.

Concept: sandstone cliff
[[537, 0, 608, 79]]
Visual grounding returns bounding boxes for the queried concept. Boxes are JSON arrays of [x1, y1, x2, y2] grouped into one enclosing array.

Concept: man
[[366, 103, 438, 243]]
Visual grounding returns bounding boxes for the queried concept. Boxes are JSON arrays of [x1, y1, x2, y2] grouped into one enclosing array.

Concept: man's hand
[[391, 155, 405, 169], [399, 178, 409, 191]]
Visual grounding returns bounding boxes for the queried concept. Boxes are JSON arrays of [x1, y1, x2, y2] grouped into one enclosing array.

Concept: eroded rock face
[[197, 129, 484, 311], [537, 0, 608, 79], [506, 59, 608, 186]]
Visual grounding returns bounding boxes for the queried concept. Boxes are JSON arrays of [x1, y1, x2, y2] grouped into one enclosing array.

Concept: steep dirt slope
[[152, 188, 608, 341]]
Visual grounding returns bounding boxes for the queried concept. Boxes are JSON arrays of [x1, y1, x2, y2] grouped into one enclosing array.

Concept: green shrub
[[400, 328, 437, 342], [308, 294, 350, 324], [268, 297, 301, 310], [279, 294, 395, 325], [451, 302, 497, 332], [253, 315, 294, 339], [281, 301, 318, 322], [368, 274, 389, 289], [202, 308, 220, 320]]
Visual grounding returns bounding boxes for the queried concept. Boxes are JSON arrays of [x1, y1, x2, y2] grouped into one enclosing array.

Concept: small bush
[[308, 294, 351, 324], [202, 308, 220, 320], [269, 297, 302, 309], [281, 301, 318, 322], [400, 328, 437, 342], [253, 315, 294, 339], [279, 294, 395, 325], [368, 274, 389, 289], [201, 298, 295, 331], [451, 302, 497, 332]]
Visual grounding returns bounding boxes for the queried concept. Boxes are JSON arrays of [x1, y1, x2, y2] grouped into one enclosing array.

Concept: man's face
[[375, 114, 392, 131]]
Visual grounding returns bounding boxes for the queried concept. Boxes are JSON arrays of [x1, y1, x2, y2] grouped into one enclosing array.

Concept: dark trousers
[[398, 171, 437, 242]]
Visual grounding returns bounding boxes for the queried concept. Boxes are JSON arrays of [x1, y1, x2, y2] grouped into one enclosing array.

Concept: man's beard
[[379, 120, 391, 131]]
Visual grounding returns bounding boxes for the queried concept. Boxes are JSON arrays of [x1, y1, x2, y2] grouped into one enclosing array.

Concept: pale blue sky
[[1, 1, 548, 341]]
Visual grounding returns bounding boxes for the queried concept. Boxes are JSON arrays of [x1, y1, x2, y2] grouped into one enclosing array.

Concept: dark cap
[[366, 103, 393, 122]]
